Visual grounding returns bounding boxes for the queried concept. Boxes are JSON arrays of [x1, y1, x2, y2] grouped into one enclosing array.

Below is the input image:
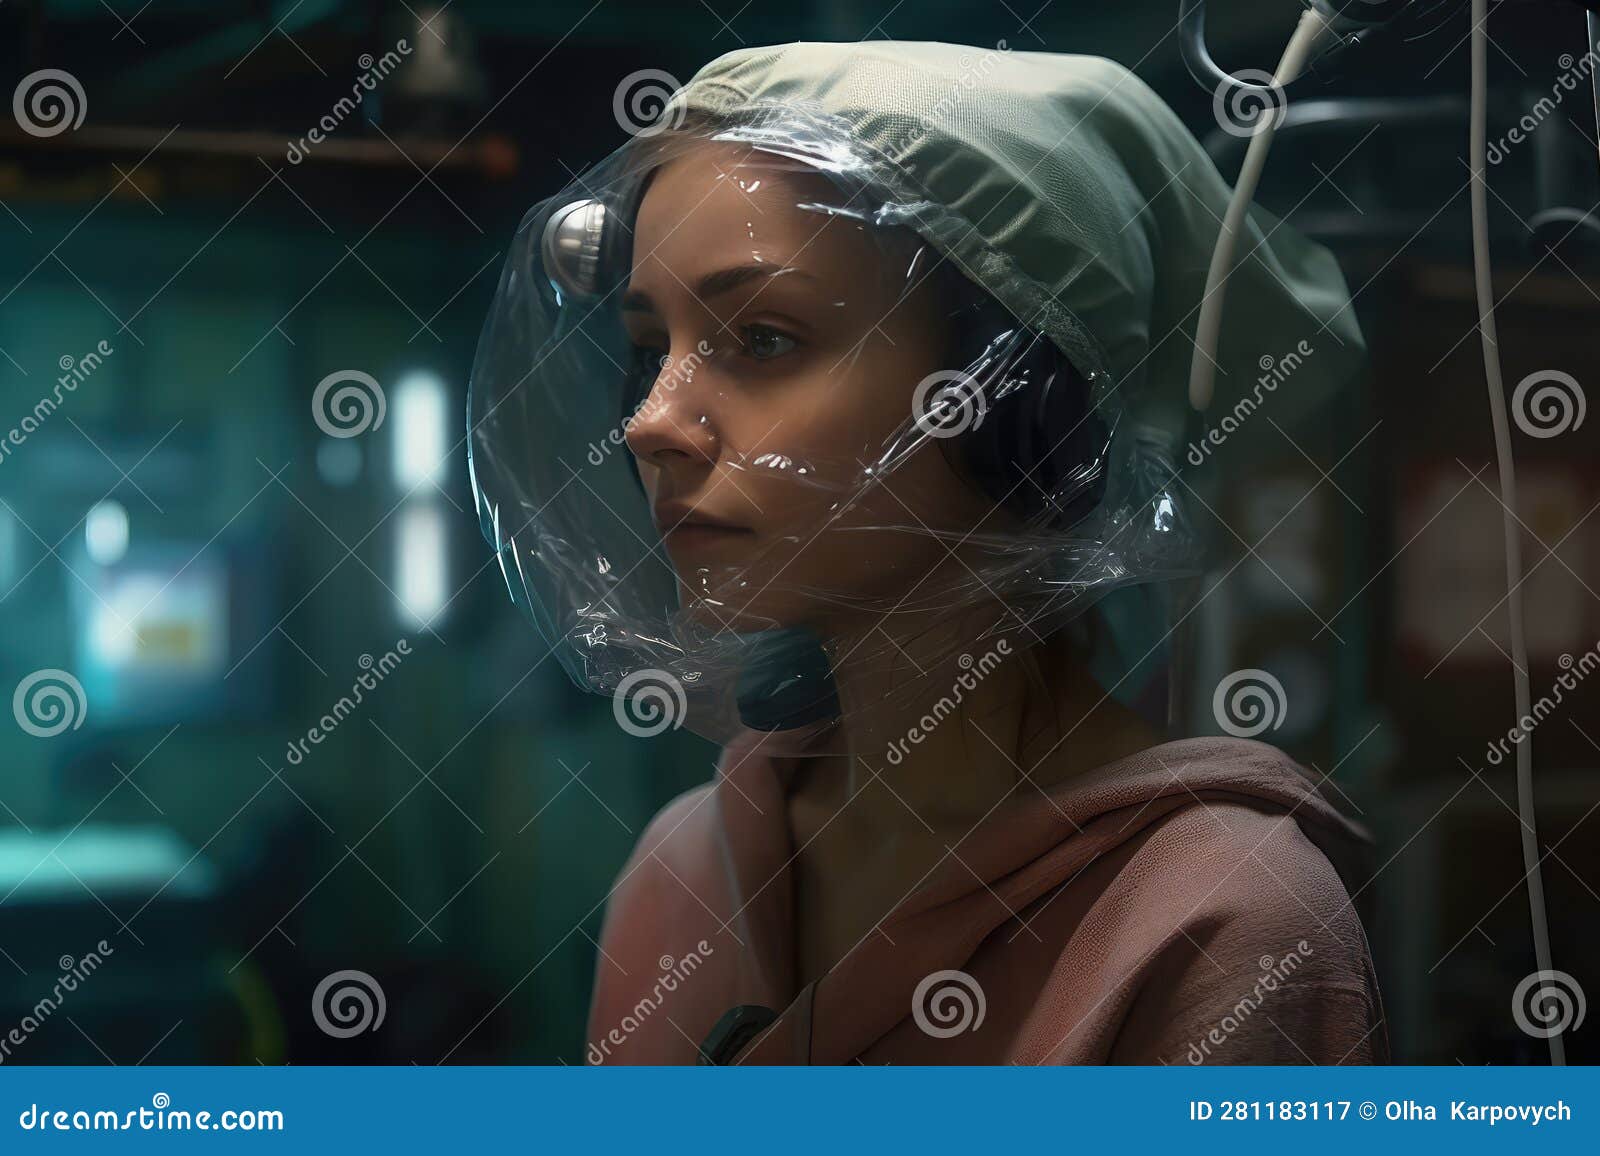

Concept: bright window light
[[392, 370, 449, 490], [85, 499, 130, 566], [395, 502, 447, 628]]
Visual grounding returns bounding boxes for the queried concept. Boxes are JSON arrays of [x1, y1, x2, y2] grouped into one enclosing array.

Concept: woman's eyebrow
[[621, 263, 814, 313]]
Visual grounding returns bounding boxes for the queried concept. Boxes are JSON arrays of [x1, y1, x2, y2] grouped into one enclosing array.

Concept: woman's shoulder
[[609, 782, 720, 902], [587, 782, 732, 1062], [1128, 790, 1360, 918], [1046, 732, 1380, 974], [1062, 734, 1373, 908], [1089, 731, 1369, 937], [1087, 791, 1387, 1062], [1003, 786, 1389, 1063], [591, 782, 725, 979]]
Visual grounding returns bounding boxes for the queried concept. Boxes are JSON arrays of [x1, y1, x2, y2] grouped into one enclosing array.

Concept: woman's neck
[[780, 602, 1165, 985], [796, 601, 1158, 820]]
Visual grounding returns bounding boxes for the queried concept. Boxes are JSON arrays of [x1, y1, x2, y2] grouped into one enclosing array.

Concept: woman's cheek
[[634, 459, 660, 503]]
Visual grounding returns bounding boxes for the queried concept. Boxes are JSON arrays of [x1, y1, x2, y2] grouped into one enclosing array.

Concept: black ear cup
[[939, 311, 1109, 533], [734, 627, 841, 731]]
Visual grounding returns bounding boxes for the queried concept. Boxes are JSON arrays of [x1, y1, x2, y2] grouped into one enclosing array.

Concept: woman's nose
[[623, 349, 718, 467]]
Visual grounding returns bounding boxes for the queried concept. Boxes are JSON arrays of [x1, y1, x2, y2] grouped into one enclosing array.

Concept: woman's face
[[621, 140, 1001, 636]]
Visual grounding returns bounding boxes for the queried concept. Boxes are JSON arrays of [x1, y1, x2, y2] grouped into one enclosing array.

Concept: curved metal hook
[[1179, 1, 1411, 101]]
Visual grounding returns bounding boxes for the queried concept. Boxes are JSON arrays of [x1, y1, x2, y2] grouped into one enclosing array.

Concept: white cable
[[1190, 0, 1563, 1065], [1188, 6, 1337, 412], [1469, 0, 1563, 1067]]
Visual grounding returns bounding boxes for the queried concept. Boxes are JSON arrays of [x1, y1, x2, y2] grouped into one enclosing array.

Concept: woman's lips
[[662, 522, 756, 552], [653, 501, 753, 551]]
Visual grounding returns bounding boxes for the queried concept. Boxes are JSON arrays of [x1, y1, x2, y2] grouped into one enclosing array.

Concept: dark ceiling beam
[[98, 0, 345, 107]]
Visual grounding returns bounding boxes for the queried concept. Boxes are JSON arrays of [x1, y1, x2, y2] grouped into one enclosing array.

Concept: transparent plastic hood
[[467, 103, 1202, 753]]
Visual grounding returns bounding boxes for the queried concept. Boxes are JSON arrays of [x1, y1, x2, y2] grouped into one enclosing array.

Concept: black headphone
[[929, 274, 1110, 534], [538, 193, 1110, 535]]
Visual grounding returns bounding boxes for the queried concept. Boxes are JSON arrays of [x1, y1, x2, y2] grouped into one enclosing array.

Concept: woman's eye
[[741, 325, 796, 361]]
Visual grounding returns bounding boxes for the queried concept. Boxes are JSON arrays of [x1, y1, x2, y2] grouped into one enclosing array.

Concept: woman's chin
[[673, 582, 810, 640]]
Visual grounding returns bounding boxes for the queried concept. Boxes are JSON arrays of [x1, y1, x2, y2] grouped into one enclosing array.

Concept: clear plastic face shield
[[467, 106, 1199, 756]]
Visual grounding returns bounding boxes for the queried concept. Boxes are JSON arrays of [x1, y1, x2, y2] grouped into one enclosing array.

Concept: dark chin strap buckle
[[697, 1005, 779, 1065], [734, 628, 840, 732]]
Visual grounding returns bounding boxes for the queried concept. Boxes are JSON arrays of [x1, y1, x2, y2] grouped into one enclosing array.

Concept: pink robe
[[587, 733, 1390, 1064]]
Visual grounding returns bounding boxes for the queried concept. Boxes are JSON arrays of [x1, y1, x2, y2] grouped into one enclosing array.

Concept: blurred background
[[0, 0, 1597, 1065]]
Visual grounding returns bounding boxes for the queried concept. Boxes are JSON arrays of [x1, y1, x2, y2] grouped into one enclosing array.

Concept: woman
[[468, 41, 1387, 1064]]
